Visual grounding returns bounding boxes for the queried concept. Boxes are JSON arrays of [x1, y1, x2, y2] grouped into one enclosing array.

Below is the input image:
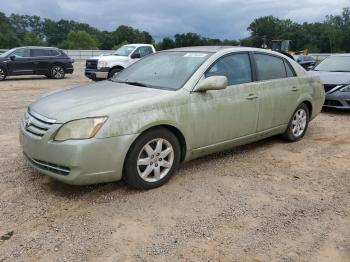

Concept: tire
[[50, 65, 65, 79], [123, 128, 181, 189], [108, 68, 122, 79], [283, 103, 310, 142], [0, 67, 7, 81]]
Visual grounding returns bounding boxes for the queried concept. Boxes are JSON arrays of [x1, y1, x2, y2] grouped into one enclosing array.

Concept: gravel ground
[[0, 61, 349, 261]]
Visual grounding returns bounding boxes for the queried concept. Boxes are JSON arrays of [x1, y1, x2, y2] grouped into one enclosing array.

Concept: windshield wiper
[[329, 70, 350, 72], [114, 80, 149, 87]]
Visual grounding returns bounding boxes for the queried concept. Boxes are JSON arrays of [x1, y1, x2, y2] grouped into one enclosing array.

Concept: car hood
[[90, 55, 129, 62], [30, 81, 171, 123], [308, 70, 350, 85]]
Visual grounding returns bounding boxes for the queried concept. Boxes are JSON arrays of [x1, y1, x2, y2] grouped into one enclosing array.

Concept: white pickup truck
[[85, 44, 156, 81]]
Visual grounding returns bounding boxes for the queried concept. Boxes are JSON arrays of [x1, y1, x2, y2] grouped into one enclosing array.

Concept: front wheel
[[0, 67, 7, 81], [50, 65, 65, 79], [108, 68, 122, 79], [283, 103, 309, 142], [123, 128, 181, 189]]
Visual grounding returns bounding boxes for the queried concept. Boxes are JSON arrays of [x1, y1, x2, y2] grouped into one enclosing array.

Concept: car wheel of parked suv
[[51, 65, 65, 79], [0, 67, 7, 81], [123, 128, 181, 189], [283, 103, 309, 142]]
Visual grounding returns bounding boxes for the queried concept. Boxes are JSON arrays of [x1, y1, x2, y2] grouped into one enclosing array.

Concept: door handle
[[246, 93, 258, 100], [290, 86, 299, 92]]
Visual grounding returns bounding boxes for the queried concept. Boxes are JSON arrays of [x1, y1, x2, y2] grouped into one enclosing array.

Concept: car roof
[[164, 46, 290, 56], [330, 54, 350, 57], [16, 46, 60, 50], [125, 44, 153, 47]]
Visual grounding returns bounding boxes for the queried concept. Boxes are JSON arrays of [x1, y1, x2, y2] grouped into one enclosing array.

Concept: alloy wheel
[[52, 66, 64, 79], [0, 68, 5, 80], [291, 108, 307, 137], [137, 138, 174, 182]]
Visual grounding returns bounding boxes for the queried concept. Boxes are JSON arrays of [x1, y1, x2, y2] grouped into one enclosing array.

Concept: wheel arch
[[302, 100, 313, 117], [0, 64, 8, 75], [109, 65, 124, 73]]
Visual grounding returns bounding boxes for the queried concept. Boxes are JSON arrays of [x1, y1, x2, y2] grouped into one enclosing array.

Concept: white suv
[[85, 44, 156, 81]]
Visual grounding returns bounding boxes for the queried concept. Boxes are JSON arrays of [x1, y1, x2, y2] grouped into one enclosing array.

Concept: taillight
[[67, 58, 72, 64]]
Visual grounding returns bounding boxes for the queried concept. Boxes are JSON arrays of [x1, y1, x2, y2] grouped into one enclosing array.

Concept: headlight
[[97, 60, 108, 69], [340, 85, 350, 92], [54, 117, 107, 141]]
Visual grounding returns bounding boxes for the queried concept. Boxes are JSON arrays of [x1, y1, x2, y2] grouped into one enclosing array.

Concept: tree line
[[0, 7, 349, 52]]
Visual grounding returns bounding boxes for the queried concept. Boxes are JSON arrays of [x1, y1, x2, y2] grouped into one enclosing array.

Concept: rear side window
[[254, 53, 287, 81], [31, 49, 58, 57], [206, 53, 252, 86], [284, 61, 296, 77]]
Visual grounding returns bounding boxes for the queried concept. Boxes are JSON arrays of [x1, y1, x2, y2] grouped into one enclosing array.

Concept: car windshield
[[112, 51, 211, 90], [113, 45, 136, 56], [0, 48, 16, 58], [314, 56, 350, 72]]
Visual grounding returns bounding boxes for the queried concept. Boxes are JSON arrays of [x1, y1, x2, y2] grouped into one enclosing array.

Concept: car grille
[[24, 153, 70, 176], [86, 59, 98, 69], [22, 109, 56, 139], [324, 84, 338, 93], [324, 100, 343, 107]]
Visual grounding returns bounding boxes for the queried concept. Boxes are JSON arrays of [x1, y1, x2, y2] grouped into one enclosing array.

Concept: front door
[[191, 53, 260, 149], [7, 48, 34, 75]]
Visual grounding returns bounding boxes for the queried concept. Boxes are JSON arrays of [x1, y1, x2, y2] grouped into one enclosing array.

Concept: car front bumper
[[19, 123, 138, 185], [85, 68, 109, 80], [324, 91, 350, 109]]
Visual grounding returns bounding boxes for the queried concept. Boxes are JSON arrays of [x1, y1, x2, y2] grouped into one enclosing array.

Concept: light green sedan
[[20, 47, 325, 189]]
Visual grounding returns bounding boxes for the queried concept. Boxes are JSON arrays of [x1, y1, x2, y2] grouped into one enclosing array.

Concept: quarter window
[[255, 53, 287, 81], [206, 53, 252, 86]]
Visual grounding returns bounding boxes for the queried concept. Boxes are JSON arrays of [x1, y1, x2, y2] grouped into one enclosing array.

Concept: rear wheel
[[283, 103, 309, 142], [123, 128, 181, 189], [50, 65, 65, 79], [0, 67, 7, 81]]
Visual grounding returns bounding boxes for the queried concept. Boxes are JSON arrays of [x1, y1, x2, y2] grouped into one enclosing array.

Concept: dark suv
[[0, 46, 74, 81]]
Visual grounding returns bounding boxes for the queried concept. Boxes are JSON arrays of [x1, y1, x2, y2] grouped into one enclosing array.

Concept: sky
[[1, 0, 349, 40]]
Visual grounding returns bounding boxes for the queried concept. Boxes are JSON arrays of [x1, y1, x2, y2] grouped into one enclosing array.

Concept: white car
[[85, 44, 156, 81]]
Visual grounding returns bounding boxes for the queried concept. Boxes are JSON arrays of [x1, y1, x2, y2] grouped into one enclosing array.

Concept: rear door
[[30, 48, 56, 74], [253, 53, 300, 131], [7, 48, 34, 75], [191, 52, 260, 148]]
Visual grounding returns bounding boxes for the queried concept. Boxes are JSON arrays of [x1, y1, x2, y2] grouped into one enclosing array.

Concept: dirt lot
[[0, 61, 349, 262]]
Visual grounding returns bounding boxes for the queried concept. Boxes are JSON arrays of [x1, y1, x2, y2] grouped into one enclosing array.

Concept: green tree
[[0, 12, 20, 48], [112, 40, 128, 50], [59, 30, 98, 49]]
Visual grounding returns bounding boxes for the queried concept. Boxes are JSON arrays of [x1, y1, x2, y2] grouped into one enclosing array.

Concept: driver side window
[[205, 53, 252, 86], [12, 48, 30, 58]]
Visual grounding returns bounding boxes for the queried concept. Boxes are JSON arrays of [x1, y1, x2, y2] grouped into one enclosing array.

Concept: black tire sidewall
[[284, 103, 310, 142], [124, 128, 181, 189], [51, 65, 65, 79]]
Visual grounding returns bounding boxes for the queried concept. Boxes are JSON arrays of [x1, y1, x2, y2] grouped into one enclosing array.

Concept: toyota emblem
[[24, 118, 31, 129]]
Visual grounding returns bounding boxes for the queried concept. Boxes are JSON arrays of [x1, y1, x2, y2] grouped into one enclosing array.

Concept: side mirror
[[307, 65, 315, 71], [195, 76, 228, 92], [9, 55, 16, 61], [131, 53, 141, 59]]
